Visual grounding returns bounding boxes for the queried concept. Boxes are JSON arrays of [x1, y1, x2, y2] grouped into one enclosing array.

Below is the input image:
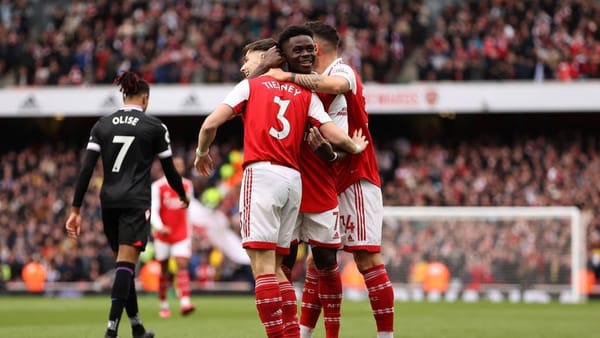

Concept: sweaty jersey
[[329, 59, 381, 193], [151, 176, 193, 243], [223, 76, 333, 170], [87, 105, 173, 208], [299, 65, 348, 213]]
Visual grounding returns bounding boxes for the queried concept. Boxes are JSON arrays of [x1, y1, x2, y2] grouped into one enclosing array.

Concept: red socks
[[299, 266, 321, 330], [361, 264, 395, 333], [279, 281, 300, 337], [255, 274, 284, 338], [318, 264, 342, 338], [176, 269, 191, 299], [158, 271, 170, 302]]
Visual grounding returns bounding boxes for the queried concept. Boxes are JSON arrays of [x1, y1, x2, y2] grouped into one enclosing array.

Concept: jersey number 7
[[112, 135, 135, 172]]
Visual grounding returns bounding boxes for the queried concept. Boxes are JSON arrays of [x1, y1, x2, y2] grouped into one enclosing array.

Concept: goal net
[[382, 206, 587, 303]]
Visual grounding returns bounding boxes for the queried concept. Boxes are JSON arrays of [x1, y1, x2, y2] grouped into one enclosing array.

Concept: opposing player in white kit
[[265, 21, 396, 338], [150, 156, 195, 318], [194, 28, 368, 338]]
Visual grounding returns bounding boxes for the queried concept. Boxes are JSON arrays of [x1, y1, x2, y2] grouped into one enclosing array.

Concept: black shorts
[[102, 208, 151, 253]]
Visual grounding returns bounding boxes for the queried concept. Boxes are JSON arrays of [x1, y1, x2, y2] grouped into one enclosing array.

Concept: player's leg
[[311, 246, 342, 338], [117, 208, 154, 338], [154, 239, 172, 318], [102, 208, 131, 338], [277, 175, 302, 338], [300, 209, 343, 338], [276, 253, 300, 338], [168, 237, 194, 315], [248, 248, 284, 338], [299, 252, 320, 338], [281, 241, 298, 281], [340, 181, 394, 338], [240, 163, 299, 338]]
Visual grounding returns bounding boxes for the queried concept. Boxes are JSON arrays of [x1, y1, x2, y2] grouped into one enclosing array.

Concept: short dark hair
[[278, 25, 314, 49], [114, 71, 149, 97], [242, 38, 278, 55], [305, 21, 340, 50]]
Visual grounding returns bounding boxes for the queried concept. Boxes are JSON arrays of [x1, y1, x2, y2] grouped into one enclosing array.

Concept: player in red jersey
[[150, 156, 195, 318], [264, 22, 395, 338], [194, 28, 368, 338], [248, 32, 348, 338]]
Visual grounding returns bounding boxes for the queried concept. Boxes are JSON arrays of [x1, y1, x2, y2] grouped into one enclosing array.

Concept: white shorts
[[239, 162, 301, 255], [295, 207, 342, 248], [338, 179, 383, 252], [154, 237, 192, 261]]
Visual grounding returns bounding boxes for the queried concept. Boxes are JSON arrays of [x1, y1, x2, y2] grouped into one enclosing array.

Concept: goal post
[[382, 206, 587, 303]]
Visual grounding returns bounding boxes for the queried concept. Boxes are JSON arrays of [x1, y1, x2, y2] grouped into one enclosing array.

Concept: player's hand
[[262, 46, 285, 68], [264, 68, 289, 82], [307, 127, 328, 151], [156, 227, 171, 235], [350, 128, 369, 154], [180, 196, 190, 209], [194, 153, 214, 176], [65, 211, 82, 239]]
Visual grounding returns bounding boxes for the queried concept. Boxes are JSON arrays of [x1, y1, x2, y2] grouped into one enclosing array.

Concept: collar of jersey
[[120, 105, 143, 112]]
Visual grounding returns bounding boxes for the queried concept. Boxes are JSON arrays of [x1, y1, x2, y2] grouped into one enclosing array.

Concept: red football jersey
[[329, 59, 381, 193], [299, 64, 349, 213], [223, 76, 332, 170], [151, 176, 193, 243]]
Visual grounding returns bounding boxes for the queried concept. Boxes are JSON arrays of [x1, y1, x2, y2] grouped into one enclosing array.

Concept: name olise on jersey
[[112, 115, 140, 126]]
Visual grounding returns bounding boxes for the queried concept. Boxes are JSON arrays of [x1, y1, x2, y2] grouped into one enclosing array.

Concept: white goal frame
[[383, 206, 587, 303]]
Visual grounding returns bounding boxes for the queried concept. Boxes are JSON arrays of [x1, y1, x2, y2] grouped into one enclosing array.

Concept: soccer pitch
[[0, 295, 598, 338]]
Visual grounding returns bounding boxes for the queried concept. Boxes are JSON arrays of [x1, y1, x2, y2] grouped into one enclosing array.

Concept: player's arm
[[159, 158, 189, 208], [319, 122, 367, 154], [308, 93, 367, 154], [196, 80, 248, 176], [66, 149, 100, 238], [306, 127, 347, 162], [265, 69, 350, 94], [150, 182, 167, 232], [194, 103, 235, 176]]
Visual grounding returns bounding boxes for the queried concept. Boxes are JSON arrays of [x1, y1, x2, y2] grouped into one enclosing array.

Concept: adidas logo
[[181, 94, 200, 107], [19, 95, 39, 110], [101, 95, 118, 108]]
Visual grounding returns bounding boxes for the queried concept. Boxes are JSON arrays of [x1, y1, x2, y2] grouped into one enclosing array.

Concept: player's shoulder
[[138, 113, 163, 125], [328, 59, 353, 74]]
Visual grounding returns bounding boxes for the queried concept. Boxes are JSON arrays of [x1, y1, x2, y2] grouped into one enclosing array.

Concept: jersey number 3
[[269, 96, 291, 140], [112, 135, 135, 172]]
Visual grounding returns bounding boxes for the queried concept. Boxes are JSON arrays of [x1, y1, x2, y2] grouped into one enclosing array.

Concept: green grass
[[0, 295, 598, 338]]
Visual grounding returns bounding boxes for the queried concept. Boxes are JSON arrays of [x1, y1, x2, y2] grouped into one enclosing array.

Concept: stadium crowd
[[0, 0, 425, 86], [2, 0, 600, 85], [418, 0, 600, 81], [1, 130, 599, 289]]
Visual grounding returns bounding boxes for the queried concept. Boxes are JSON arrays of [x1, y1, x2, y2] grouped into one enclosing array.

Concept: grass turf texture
[[0, 295, 598, 338]]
